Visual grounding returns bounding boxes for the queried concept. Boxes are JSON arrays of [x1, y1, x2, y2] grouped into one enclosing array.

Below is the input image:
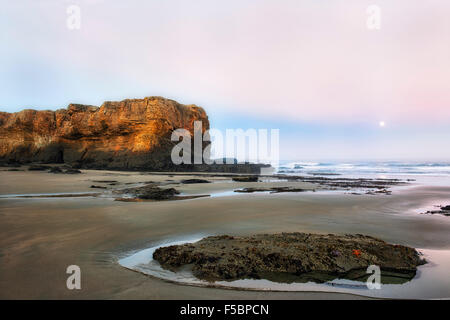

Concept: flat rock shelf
[[118, 235, 450, 299], [153, 233, 425, 284]]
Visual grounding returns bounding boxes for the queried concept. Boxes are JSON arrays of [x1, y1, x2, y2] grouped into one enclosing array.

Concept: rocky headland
[[153, 233, 425, 283], [0, 96, 268, 173]]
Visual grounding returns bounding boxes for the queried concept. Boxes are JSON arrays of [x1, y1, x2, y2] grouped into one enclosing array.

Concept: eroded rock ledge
[[153, 233, 425, 283]]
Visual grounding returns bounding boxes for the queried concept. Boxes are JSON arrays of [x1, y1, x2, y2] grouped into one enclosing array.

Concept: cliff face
[[0, 97, 209, 170]]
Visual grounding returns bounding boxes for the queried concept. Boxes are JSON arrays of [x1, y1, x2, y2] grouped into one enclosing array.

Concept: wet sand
[[1, 169, 450, 299]]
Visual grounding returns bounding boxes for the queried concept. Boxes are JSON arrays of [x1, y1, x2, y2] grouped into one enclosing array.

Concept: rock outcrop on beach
[[423, 205, 450, 217], [234, 187, 308, 193], [112, 183, 209, 202], [0, 97, 210, 170], [115, 184, 180, 200], [153, 233, 425, 283], [232, 176, 259, 182]]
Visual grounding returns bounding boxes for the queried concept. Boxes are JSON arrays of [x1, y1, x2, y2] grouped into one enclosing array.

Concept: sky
[[1, 0, 449, 161]]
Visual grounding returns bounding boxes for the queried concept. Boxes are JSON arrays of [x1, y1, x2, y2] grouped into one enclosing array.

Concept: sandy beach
[[2, 1, 450, 310], [1, 167, 450, 299]]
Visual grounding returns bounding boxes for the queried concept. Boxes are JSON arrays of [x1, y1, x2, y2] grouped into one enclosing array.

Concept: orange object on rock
[[352, 249, 361, 257]]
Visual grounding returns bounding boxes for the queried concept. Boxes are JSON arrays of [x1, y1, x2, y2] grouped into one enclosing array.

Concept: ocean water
[[276, 161, 450, 177]]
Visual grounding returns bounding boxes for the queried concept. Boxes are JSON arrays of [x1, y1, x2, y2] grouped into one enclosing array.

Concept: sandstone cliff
[[0, 97, 209, 170]]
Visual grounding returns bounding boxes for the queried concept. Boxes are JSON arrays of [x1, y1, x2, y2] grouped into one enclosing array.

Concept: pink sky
[[1, 0, 449, 159]]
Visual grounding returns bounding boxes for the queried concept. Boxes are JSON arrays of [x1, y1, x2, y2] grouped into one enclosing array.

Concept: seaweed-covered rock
[[234, 187, 306, 193], [153, 233, 425, 283], [424, 205, 450, 217], [90, 185, 107, 189], [232, 176, 259, 182], [116, 184, 180, 200], [48, 166, 63, 173], [28, 165, 51, 171], [138, 187, 179, 200], [64, 168, 82, 174], [181, 179, 211, 184]]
